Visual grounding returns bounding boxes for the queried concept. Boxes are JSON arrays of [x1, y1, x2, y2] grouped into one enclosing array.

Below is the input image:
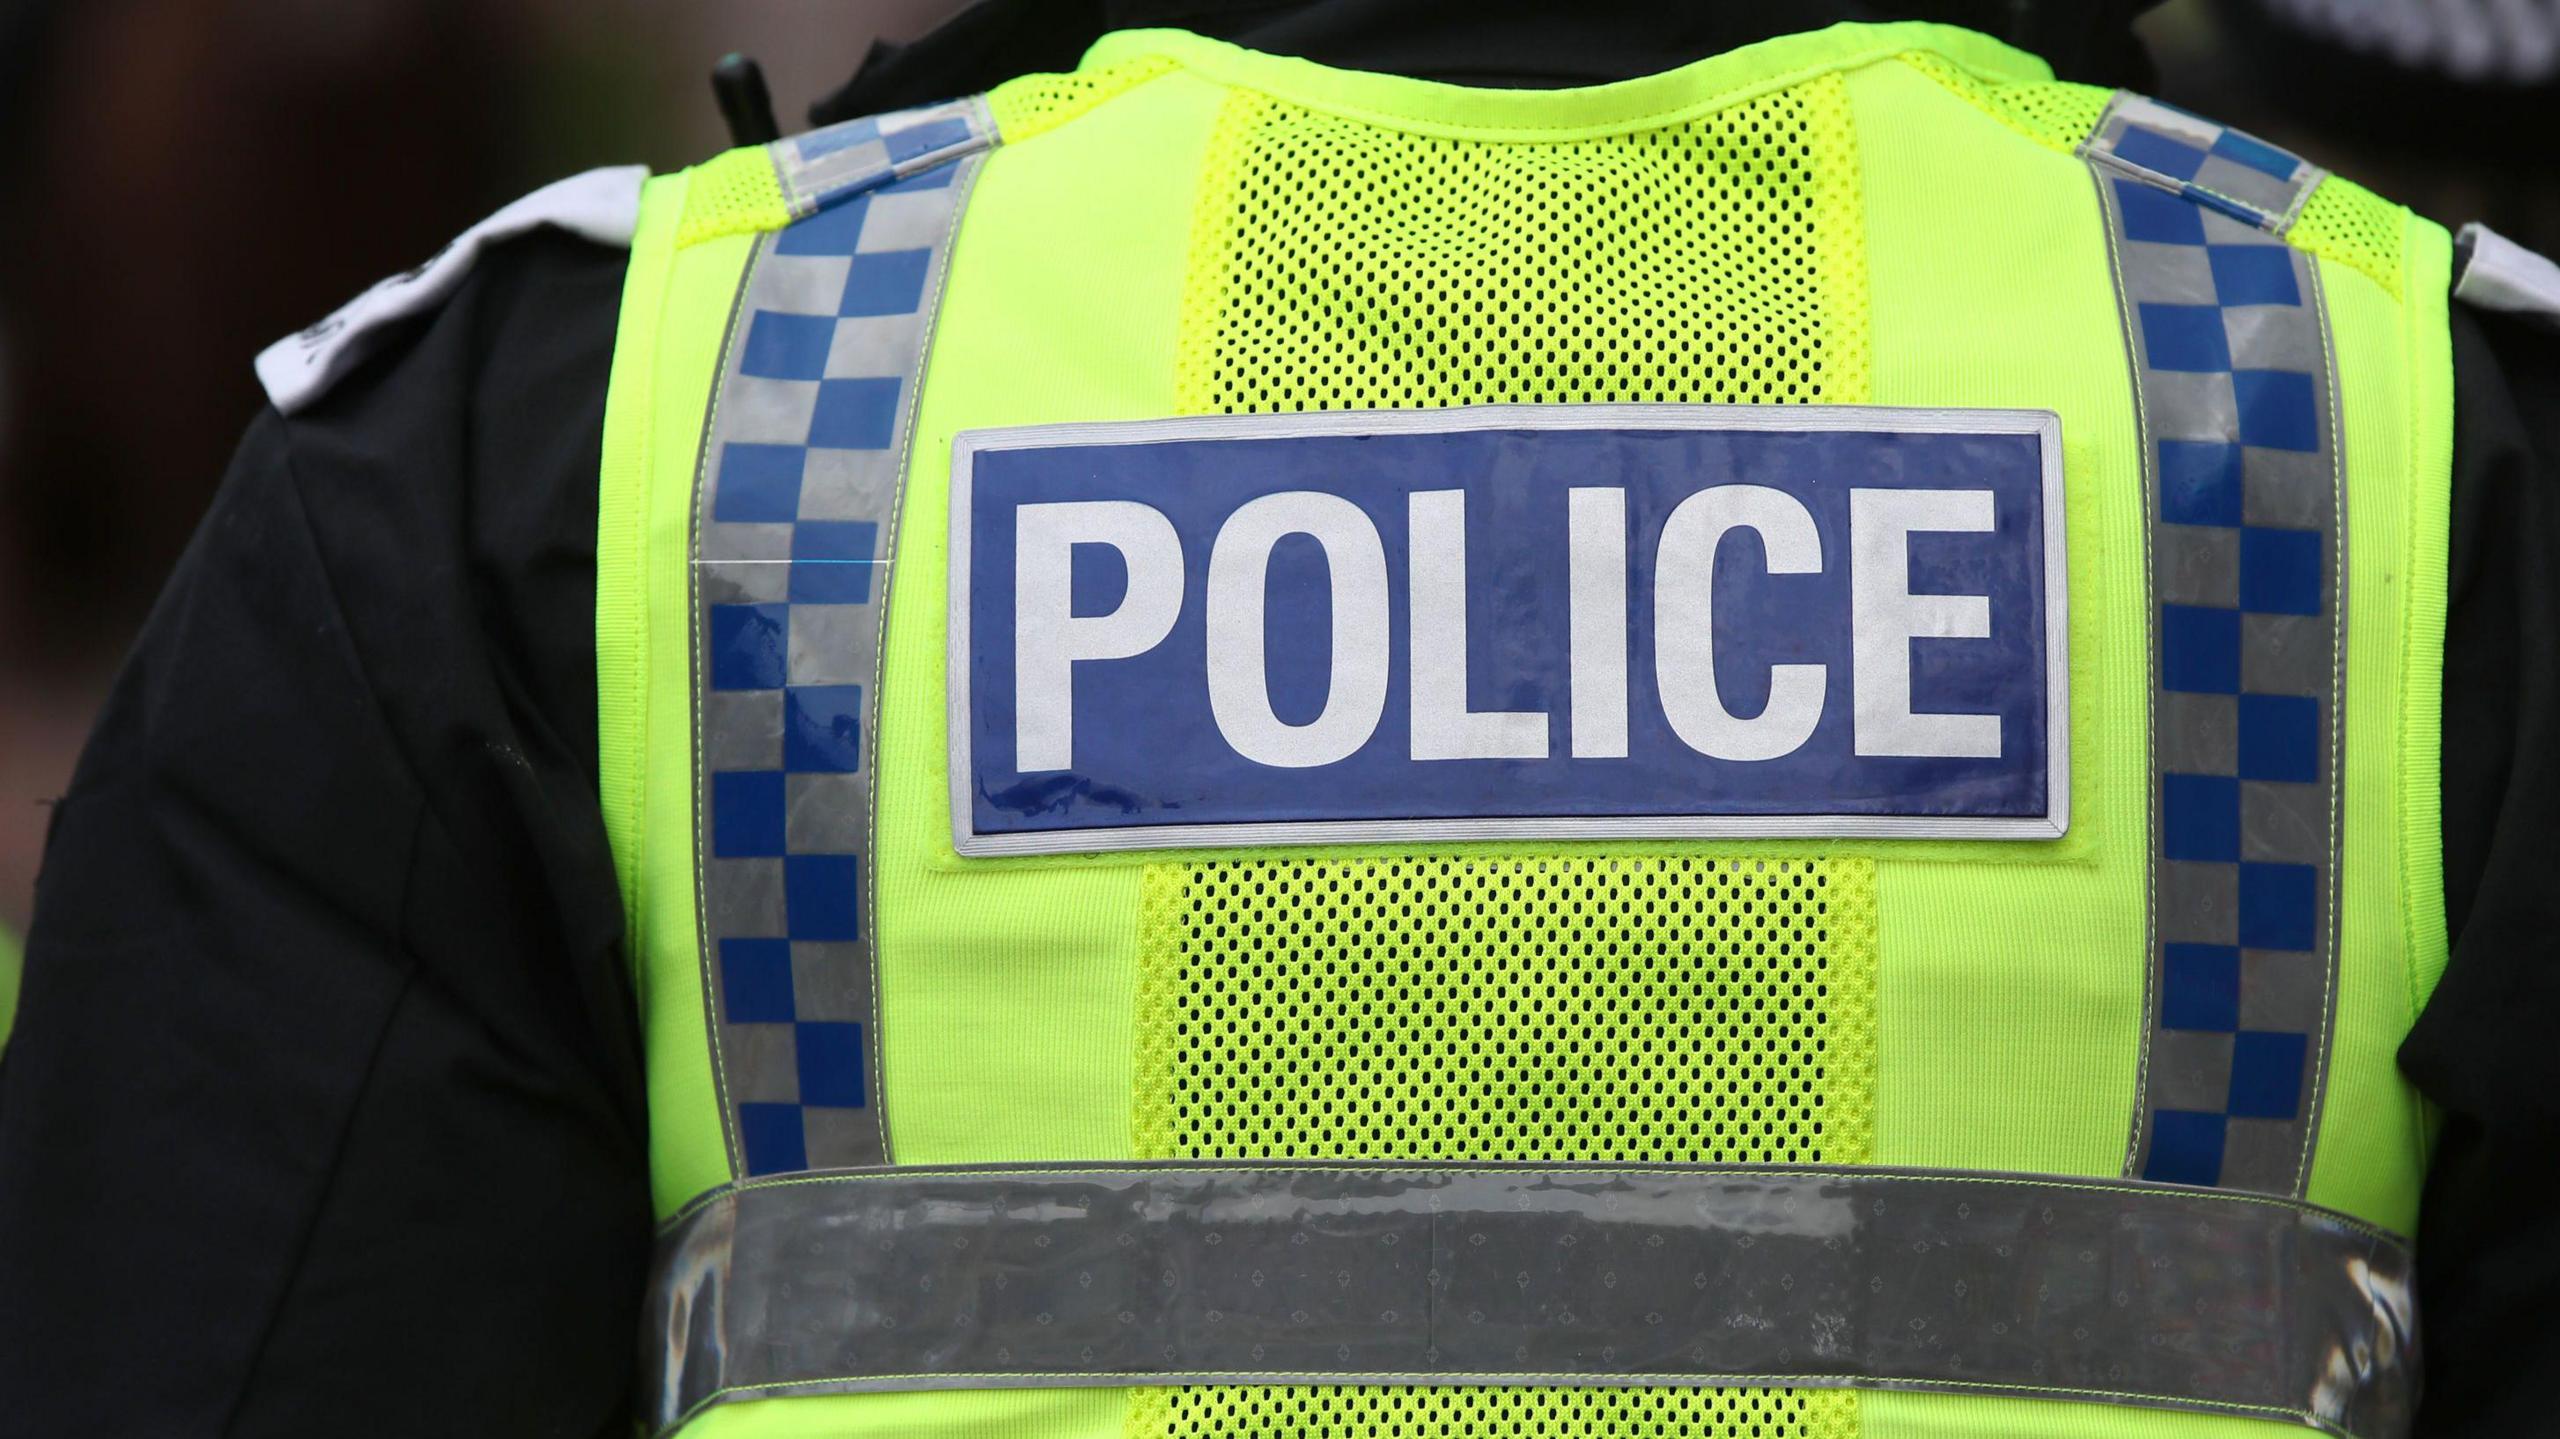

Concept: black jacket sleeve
[[0, 232, 649, 1438], [2402, 301, 2560, 1438]]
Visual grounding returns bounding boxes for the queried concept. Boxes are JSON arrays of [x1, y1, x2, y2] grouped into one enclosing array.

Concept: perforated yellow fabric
[[990, 55, 1181, 143], [1890, 50, 2107, 154], [675, 147, 790, 249], [1135, 855, 1879, 1165], [1134, 856, 1877, 1438], [1174, 73, 1871, 413], [2291, 175, 2408, 299], [1127, 1385, 1861, 1439]]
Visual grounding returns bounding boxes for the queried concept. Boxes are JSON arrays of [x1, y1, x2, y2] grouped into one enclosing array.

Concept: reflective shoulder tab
[[769, 95, 996, 219], [663, 98, 996, 253], [2077, 92, 2325, 235], [255, 164, 648, 415], [2454, 222, 2560, 327]]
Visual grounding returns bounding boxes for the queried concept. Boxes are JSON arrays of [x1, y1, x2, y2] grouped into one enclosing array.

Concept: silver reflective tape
[[2088, 151, 2346, 1198], [689, 115, 992, 1178], [643, 1162, 2415, 1438]]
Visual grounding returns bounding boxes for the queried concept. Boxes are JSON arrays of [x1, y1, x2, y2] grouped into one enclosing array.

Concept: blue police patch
[[948, 406, 2066, 854]]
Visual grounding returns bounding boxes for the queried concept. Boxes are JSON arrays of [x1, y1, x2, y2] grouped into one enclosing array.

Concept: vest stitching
[[2289, 257, 2350, 1196], [686, 242, 756, 1180], [2092, 167, 2167, 1186]]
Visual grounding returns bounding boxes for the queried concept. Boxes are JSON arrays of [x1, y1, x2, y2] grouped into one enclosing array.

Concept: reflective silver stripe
[[642, 1161, 2415, 1438], [2085, 107, 2347, 1197], [692, 100, 996, 1177]]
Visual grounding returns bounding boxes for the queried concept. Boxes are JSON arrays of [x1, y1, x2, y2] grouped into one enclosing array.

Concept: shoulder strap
[[255, 166, 646, 414], [2454, 222, 2560, 327], [2076, 91, 2326, 235]]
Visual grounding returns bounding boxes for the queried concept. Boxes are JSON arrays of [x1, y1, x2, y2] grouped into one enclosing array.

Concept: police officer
[[1, 3, 2553, 1437]]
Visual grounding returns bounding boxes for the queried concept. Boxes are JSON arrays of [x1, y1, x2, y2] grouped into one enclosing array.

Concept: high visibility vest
[[599, 21, 2448, 1439]]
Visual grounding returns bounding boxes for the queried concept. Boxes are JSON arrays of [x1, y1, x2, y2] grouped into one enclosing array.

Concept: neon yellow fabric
[[2292, 175, 2408, 299], [1864, 1392, 2303, 1439], [600, 165, 761, 1217], [674, 147, 792, 249], [678, 1388, 1130, 1439], [609, 19, 2451, 1439], [1173, 72, 1869, 411], [873, 67, 1227, 1175], [1077, 22, 2026, 143], [1131, 1386, 1860, 1439], [989, 53, 1181, 142], [1890, 46, 2109, 152], [1849, 54, 2152, 1183], [1888, 49, 2414, 304], [2398, 228, 2458, 1022], [1135, 856, 1879, 1165], [2303, 218, 2452, 1230]]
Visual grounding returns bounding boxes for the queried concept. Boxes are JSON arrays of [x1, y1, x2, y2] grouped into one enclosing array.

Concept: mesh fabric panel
[[1175, 73, 1871, 412], [1133, 859, 1876, 1439], [675, 147, 790, 249], [1129, 1384, 1861, 1439], [990, 55, 1182, 143], [1135, 856, 1880, 1164], [1891, 50, 2108, 153], [1142, 69, 1879, 1439], [2291, 175, 2407, 299]]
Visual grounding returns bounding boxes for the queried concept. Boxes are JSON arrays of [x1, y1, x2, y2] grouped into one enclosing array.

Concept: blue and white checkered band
[[693, 98, 996, 1177], [948, 407, 2069, 855], [770, 98, 994, 220], [2085, 100, 2345, 1195], [2079, 93, 2328, 236]]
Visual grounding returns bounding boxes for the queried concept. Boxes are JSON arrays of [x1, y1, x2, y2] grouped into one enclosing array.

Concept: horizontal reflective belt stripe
[[643, 1161, 2415, 1438]]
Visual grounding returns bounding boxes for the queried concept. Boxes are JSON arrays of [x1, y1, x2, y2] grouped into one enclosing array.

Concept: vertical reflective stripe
[[692, 100, 996, 1177], [2085, 102, 2346, 1196], [642, 1161, 2417, 1439]]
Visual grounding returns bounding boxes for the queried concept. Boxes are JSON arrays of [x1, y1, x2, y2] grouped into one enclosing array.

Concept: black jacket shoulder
[[0, 230, 649, 1438]]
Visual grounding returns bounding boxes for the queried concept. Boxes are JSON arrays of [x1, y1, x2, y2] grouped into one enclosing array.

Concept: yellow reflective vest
[[598, 21, 2449, 1439]]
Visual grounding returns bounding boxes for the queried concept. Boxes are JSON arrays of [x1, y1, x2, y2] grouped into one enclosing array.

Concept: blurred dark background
[[2, 0, 2555, 934]]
